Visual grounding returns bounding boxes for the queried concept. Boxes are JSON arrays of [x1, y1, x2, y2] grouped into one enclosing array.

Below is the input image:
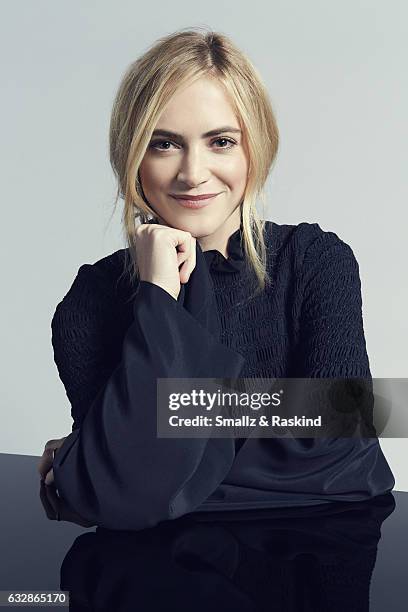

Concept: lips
[[170, 193, 221, 209], [170, 193, 220, 201]]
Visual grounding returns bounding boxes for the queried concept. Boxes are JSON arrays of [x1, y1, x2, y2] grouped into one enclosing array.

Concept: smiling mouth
[[170, 192, 221, 199], [170, 193, 220, 209]]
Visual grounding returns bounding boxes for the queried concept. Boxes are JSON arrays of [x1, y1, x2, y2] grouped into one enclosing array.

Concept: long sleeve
[[289, 225, 395, 496], [51, 264, 120, 432], [293, 227, 376, 432], [295, 225, 371, 379], [52, 251, 246, 530]]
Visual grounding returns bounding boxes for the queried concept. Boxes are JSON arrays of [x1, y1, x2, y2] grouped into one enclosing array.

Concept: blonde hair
[[109, 26, 279, 294]]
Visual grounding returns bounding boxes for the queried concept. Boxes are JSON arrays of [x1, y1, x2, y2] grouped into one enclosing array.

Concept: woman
[[38, 28, 394, 530]]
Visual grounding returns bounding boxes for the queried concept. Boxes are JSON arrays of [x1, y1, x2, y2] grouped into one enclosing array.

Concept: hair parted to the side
[[109, 26, 279, 294]]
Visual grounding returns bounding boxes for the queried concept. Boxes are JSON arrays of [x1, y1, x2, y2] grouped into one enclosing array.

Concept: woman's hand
[[37, 436, 68, 486], [39, 480, 95, 527], [134, 223, 197, 300], [38, 436, 95, 526]]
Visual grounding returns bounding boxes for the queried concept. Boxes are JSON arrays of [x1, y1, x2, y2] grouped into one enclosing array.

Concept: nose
[[176, 147, 209, 187]]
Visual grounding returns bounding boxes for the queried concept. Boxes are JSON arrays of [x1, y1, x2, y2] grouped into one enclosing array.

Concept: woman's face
[[138, 77, 249, 240]]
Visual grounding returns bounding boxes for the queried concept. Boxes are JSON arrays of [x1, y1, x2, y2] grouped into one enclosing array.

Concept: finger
[[39, 481, 59, 519], [37, 449, 54, 480], [43, 480, 61, 521], [176, 234, 193, 270], [43, 439, 60, 450], [176, 232, 191, 255], [44, 468, 54, 486], [177, 251, 192, 272], [179, 238, 197, 283], [39, 488, 56, 520], [38, 439, 65, 479], [177, 229, 197, 262]]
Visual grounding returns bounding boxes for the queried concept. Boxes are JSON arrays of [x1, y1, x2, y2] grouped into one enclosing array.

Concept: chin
[[168, 213, 222, 239]]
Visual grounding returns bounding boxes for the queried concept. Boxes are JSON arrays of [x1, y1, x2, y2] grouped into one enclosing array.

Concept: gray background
[[1, 1, 406, 489]]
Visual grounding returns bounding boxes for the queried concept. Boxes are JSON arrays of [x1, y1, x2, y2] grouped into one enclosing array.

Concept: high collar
[[200, 224, 245, 274]]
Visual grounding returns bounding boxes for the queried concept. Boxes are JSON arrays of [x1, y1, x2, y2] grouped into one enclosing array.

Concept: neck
[[197, 208, 241, 258]]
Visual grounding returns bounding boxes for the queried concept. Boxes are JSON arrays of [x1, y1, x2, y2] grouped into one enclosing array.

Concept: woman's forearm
[[53, 280, 245, 530]]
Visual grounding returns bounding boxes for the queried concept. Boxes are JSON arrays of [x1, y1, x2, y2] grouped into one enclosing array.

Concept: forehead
[[156, 77, 240, 132]]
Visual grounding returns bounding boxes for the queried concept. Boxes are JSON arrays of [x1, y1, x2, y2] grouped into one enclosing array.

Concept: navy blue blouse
[[51, 219, 395, 530]]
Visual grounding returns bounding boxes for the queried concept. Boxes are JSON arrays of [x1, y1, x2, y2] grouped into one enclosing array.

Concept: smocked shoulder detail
[[51, 263, 119, 430], [292, 224, 370, 378]]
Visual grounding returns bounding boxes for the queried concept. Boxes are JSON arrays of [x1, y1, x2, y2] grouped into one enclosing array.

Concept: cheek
[[223, 156, 248, 190], [139, 159, 167, 191]]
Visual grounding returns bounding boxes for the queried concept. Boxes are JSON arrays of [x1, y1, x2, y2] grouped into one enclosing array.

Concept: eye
[[213, 137, 236, 149], [149, 140, 177, 151]]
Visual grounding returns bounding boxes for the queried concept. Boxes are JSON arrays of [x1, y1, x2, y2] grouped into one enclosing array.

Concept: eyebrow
[[151, 126, 242, 140]]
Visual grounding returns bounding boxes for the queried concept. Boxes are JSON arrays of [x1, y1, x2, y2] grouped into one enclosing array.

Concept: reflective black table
[[0, 453, 406, 611]]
